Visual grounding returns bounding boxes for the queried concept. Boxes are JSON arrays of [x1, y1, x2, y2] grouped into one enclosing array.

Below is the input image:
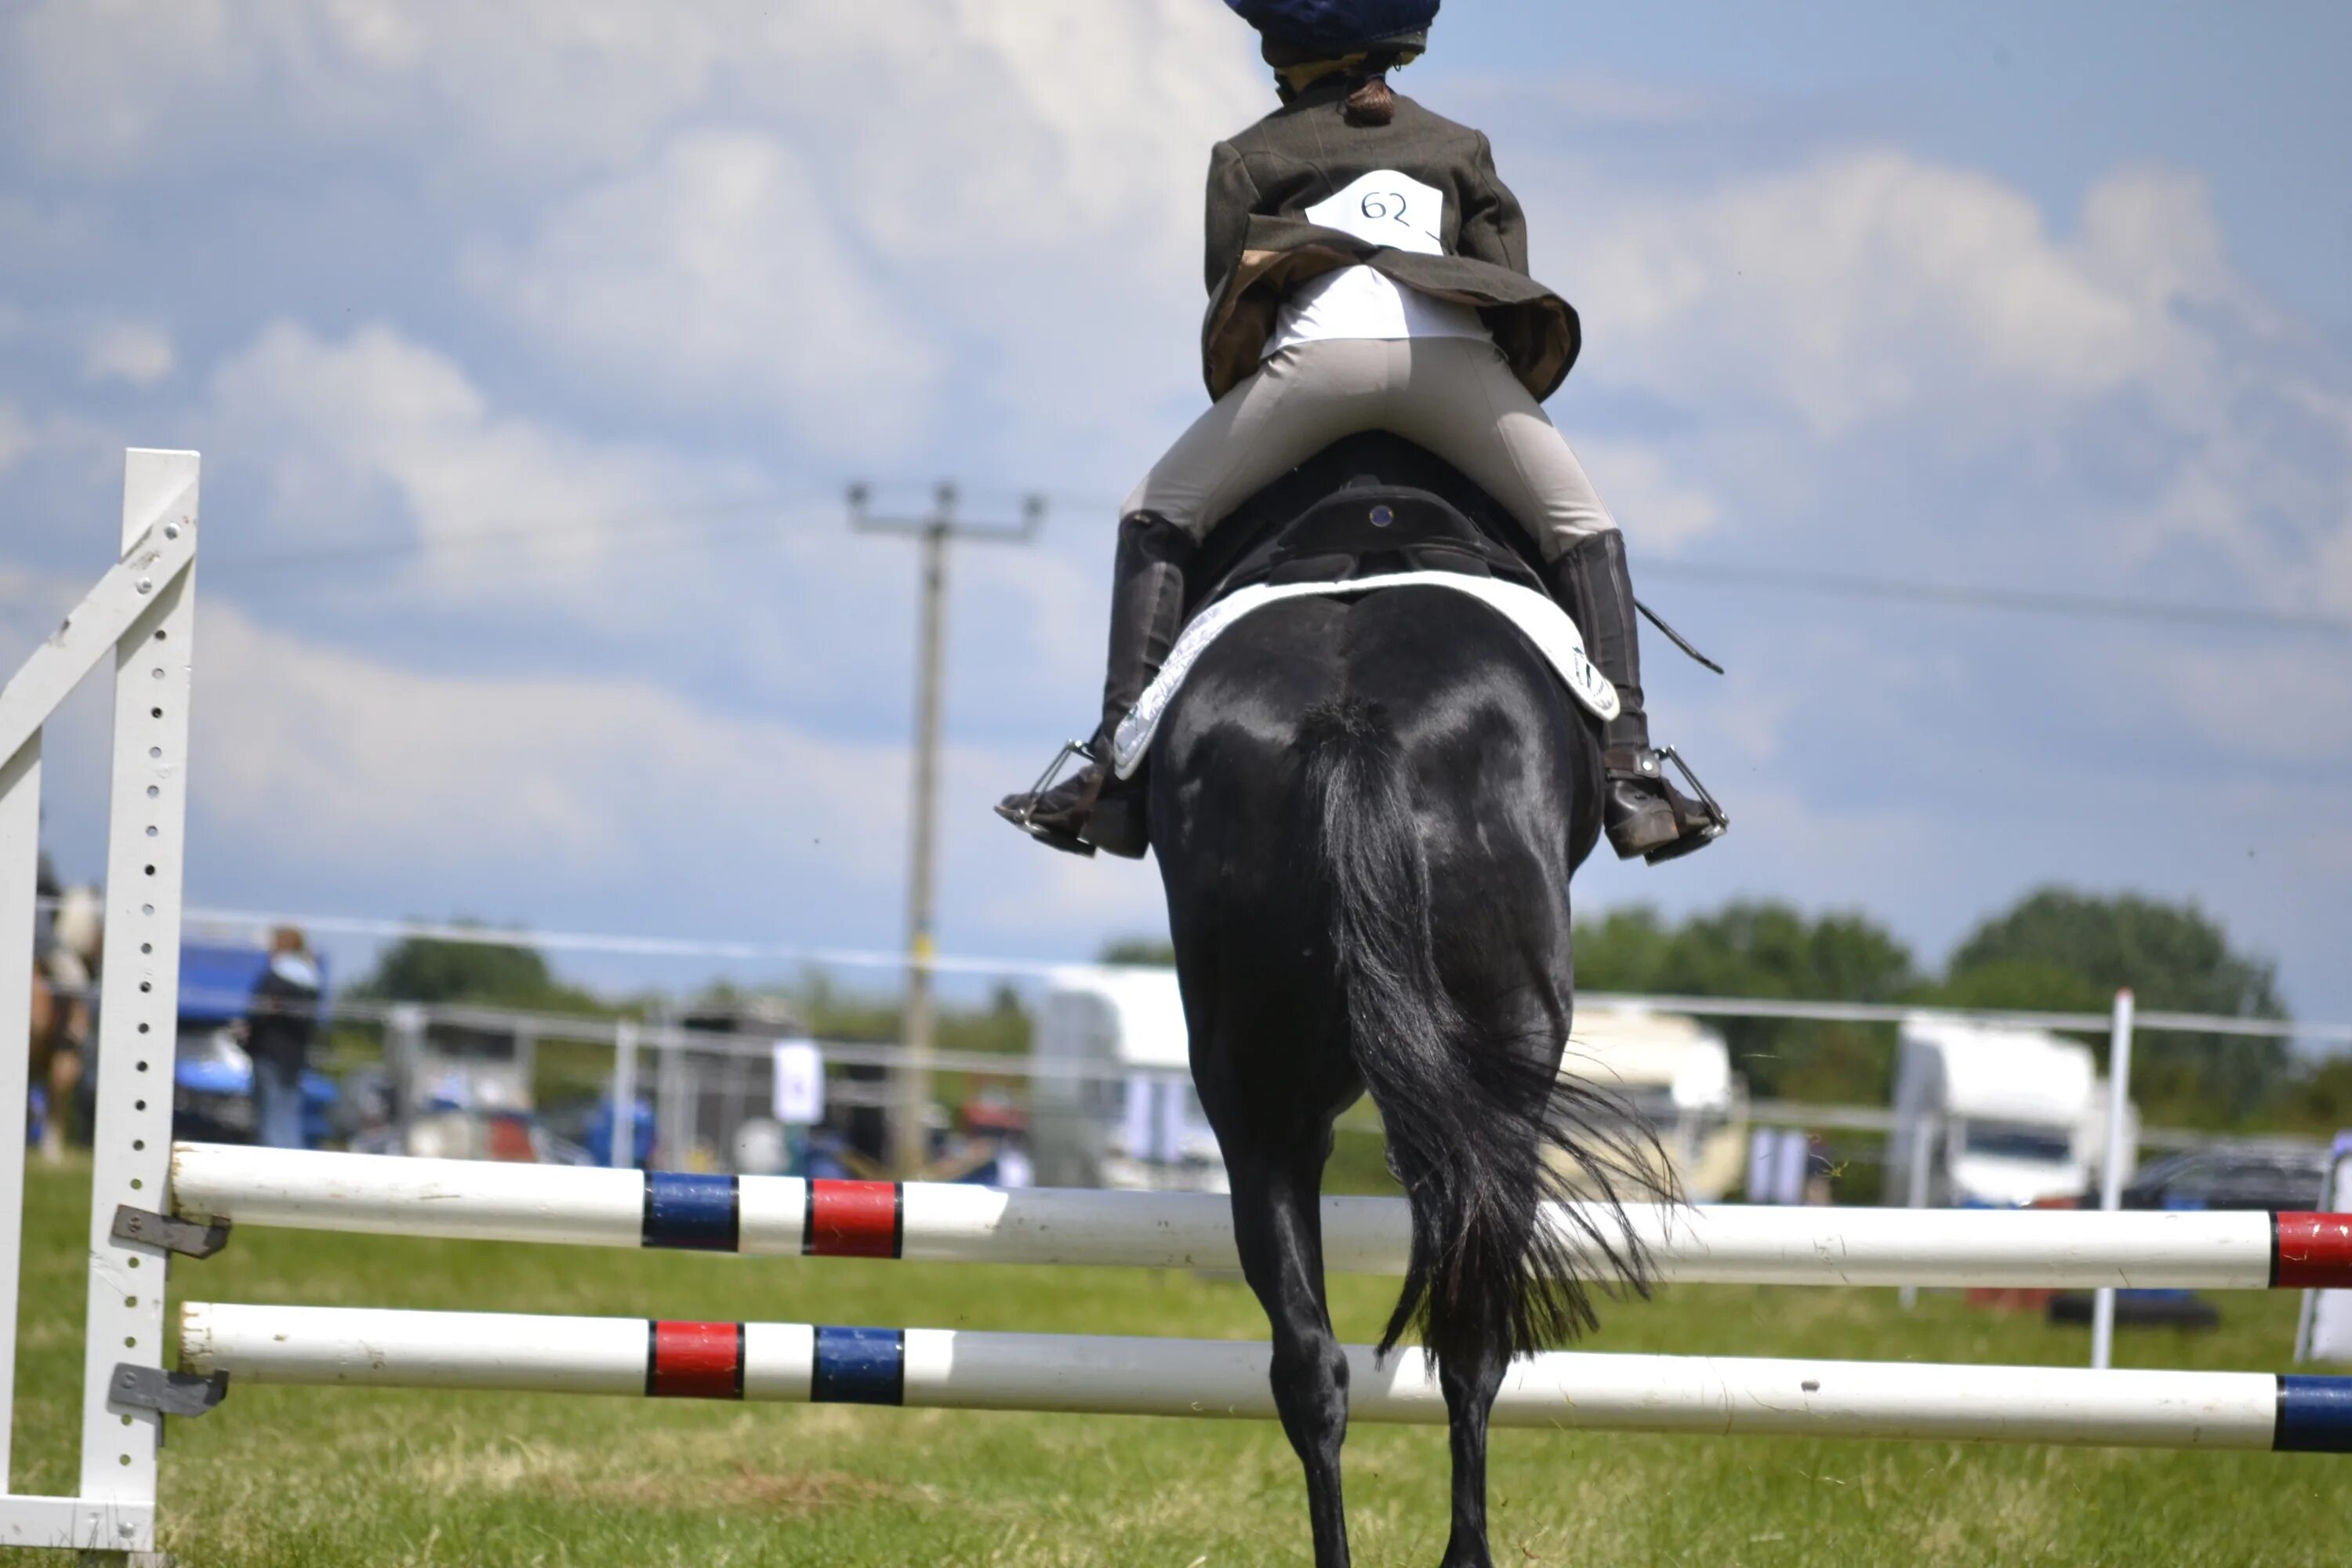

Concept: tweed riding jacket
[[1200, 79, 1580, 403]]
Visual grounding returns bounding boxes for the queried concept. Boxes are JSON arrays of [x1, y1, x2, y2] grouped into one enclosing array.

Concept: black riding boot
[[996, 513, 1192, 859], [1549, 530, 1726, 863]]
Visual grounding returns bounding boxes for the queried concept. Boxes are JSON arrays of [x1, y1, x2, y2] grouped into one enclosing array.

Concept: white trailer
[[1559, 1006, 1748, 1201], [1889, 1015, 2133, 1207], [1029, 966, 1222, 1192]]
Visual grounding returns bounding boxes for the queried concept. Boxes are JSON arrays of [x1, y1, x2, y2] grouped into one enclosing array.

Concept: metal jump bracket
[[110, 1206, 230, 1261], [107, 1366, 227, 1421]]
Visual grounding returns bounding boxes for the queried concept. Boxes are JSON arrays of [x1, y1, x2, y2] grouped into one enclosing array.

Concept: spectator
[[242, 927, 320, 1149], [32, 851, 58, 956]]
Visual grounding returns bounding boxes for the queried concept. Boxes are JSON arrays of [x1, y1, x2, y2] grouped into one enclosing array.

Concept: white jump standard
[[170, 1142, 2352, 1291], [1, 452, 201, 1559], [180, 1302, 2352, 1453]]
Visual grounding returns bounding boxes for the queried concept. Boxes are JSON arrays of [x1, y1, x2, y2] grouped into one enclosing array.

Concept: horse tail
[[1297, 697, 1661, 1366]]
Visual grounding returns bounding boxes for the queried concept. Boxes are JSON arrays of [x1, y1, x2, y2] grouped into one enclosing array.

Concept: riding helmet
[[1225, 0, 1439, 66]]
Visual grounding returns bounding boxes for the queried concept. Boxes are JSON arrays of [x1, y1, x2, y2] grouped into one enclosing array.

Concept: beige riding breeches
[[1123, 336, 1617, 560]]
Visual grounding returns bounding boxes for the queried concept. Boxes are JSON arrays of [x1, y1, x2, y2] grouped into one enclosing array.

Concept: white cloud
[[1570, 154, 2217, 437], [206, 320, 745, 598], [3, 0, 734, 177], [4, 2, 1260, 470], [3, 1, 1261, 210], [82, 319, 176, 387], [186, 597, 1173, 958], [2134, 641, 2352, 768], [191, 601, 906, 899], [444, 4, 1258, 465], [465, 131, 939, 455], [189, 318, 1117, 738], [1575, 436, 1721, 551], [840, 2, 1256, 260], [1535, 149, 2352, 637]]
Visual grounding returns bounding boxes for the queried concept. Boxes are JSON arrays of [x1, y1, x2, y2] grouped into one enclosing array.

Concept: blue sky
[[2, 2, 2347, 1028]]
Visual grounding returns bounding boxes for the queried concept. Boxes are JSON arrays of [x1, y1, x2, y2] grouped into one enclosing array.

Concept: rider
[[998, 0, 1722, 865]]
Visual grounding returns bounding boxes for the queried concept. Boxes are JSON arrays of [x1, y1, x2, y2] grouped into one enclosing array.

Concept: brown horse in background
[[27, 883, 99, 1160]]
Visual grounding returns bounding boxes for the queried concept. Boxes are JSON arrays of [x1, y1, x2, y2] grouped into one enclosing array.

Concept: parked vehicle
[[2120, 1143, 2332, 1211], [1887, 1016, 2132, 1207], [1031, 966, 1223, 1192], [1031, 970, 1745, 1201], [1554, 1006, 1748, 1201]]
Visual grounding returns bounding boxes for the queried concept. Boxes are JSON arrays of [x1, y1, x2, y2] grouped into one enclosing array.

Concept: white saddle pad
[[1110, 571, 1620, 780]]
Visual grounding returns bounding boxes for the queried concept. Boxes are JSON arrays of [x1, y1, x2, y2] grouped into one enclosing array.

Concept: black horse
[[1149, 437, 1669, 1568]]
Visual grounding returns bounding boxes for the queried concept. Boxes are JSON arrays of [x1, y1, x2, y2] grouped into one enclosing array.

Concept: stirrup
[[1644, 745, 1728, 864], [994, 739, 1101, 858]]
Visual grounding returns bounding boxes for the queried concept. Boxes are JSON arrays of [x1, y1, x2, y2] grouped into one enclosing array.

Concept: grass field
[[8, 1158, 2347, 1566]]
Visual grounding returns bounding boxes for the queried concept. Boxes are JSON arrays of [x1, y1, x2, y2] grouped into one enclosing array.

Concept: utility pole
[[851, 482, 1044, 1177]]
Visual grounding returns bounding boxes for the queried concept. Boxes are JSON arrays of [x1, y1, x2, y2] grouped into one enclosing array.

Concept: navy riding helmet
[[1225, 0, 1439, 58]]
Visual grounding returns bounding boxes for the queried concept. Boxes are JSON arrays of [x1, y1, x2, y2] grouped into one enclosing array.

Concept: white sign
[[1746, 1127, 1809, 1206], [1304, 169, 1447, 256], [771, 1040, 826, 1126]]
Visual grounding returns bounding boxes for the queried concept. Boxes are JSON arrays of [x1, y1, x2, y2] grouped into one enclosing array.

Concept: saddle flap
[[1190, 435, 1548, 611]]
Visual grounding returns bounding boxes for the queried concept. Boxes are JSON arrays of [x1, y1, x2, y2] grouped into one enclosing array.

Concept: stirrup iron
[[996, 738, 1101, 858], [1646, 744, 1728, 864]]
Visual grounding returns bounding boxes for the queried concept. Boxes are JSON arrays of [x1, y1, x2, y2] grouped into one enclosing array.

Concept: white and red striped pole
[[169, 1143, 2352, 1291]]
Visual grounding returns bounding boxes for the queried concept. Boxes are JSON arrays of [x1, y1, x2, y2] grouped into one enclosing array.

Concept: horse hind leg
[[1397, 1054, 1559, 1568], [1225, 1138, 1352, 1568], [1436, 1336, 1511, 1568]]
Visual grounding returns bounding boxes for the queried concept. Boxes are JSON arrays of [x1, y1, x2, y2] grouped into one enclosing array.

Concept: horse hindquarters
[[1296, 696, 1602, 1367], [1297, 691, 1656, 1566], [1160, 590, 1657, 1566]]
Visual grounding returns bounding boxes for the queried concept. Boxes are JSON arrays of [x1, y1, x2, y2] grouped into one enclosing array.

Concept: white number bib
[[1304, 170, 1447, 256]]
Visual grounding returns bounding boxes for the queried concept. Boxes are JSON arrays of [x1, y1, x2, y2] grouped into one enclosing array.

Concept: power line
[[158, 484, 2352, 637], [207, 492, 829, 573], [1640, 559, 2351, 636]]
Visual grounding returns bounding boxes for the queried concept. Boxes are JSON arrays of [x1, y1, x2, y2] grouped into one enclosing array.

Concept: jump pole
[[179, 1302, 2352, 1453], [169, 1142, 2352, 1290]]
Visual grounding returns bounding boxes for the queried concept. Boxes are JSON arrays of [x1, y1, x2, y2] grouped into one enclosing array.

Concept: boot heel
[[1078, 789, 1149, 860]]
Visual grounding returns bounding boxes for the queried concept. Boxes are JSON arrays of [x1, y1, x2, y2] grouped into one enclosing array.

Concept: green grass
[[8, 1157, 2347, 1566]]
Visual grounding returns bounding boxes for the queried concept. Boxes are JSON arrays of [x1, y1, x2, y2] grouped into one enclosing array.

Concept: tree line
[[1118, 886, 2339, 1133]]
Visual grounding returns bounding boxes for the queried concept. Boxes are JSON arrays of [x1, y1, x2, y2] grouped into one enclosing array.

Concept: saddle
[[1183, 433, 1548, 619], [1102, 434, 1624, 781]]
